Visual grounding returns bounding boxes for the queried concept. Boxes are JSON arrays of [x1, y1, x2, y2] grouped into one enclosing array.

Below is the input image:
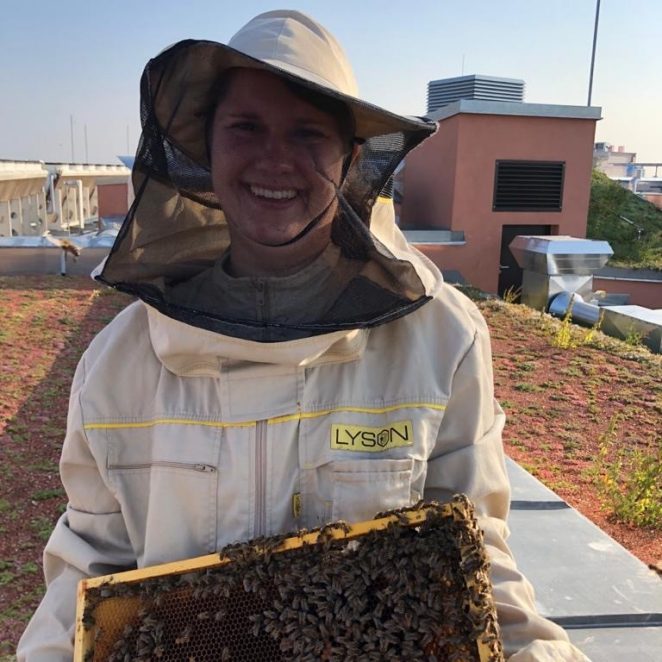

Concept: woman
[[19, 10, 588, 661]]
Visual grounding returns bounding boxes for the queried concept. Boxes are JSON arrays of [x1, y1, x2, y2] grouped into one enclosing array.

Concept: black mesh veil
[[97, 40, 437, 341]]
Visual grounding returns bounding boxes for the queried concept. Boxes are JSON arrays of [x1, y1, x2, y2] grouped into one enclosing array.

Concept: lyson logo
[[330, 421, 413, 452]]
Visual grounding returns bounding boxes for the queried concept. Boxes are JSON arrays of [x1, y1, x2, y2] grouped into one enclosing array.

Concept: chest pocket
[[330, 458, 414, 522], [298, 406, 444, 527]]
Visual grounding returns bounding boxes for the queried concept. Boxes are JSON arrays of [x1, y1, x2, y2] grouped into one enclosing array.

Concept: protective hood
[[96, 10, 438, 341]]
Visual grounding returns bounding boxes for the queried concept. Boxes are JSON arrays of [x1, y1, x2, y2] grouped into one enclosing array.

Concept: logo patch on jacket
[[330, 421, 413, 452]]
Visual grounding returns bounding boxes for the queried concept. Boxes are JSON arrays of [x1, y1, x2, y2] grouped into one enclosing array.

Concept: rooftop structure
[[427, 74, 524, 113], [0, 159, 130, 237], [401, 100, 602, 295]]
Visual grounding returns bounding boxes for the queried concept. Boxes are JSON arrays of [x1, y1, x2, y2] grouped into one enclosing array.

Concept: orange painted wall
[[401, 113, 598, 293], [400, 115, 459, 230], [97, 183, 129, 217], [593, 278, 662, 308]]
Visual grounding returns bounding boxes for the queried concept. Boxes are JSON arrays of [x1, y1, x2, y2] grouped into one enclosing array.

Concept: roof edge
[[428, 99, 603, 122]]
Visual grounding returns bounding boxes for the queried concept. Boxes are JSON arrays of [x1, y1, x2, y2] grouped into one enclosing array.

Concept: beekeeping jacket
[[19, 10, 588, 662]]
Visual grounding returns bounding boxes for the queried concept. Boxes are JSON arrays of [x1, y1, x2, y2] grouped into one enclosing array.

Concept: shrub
[[587, 169, 662, 269], [591, 416, 661, 529], [552, 302, 576, 349]]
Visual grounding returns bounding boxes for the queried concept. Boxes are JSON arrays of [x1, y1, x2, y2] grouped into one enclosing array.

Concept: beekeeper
[[19, 10, 588, 661]]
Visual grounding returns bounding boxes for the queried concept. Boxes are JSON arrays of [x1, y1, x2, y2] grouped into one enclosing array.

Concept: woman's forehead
[[214, 69, 349, 130]]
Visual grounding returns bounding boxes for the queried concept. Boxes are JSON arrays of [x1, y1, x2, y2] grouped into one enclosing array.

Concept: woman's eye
[[294, 127, 326, 141], [230, 121, 258, 133]]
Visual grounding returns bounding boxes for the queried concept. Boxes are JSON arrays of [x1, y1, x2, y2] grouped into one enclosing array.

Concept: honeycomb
[[75, 495, 504, 661]]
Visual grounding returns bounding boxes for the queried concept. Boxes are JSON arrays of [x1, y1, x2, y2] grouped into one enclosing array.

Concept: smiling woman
[[18, 10, 590, 662], [208, 69, 353, 275]]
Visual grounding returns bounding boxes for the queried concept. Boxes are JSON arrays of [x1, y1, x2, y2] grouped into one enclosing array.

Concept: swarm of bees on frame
[[80, 495, 504, 661]]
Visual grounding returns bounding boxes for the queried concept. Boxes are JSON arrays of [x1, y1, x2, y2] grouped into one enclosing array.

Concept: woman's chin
[[242, 220, 328, 249], [248, 229, 305, 248]]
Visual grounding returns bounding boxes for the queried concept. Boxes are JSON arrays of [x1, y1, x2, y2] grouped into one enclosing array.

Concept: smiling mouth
[[249, 185, 298, 200]]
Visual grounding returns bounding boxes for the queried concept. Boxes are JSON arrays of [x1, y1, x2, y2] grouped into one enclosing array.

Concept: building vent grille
[[493, 160, 565, 211]]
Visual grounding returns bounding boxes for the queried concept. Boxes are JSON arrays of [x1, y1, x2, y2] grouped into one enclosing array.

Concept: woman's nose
[[259, 134, 296, 170]]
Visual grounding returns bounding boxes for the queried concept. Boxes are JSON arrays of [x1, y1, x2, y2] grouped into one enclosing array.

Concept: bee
[[174, 625, 191, 645], [81, 606, 96, 630]]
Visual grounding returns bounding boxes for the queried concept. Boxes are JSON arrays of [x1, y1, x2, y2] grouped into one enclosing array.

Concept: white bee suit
[[19, 202, 588, 661]]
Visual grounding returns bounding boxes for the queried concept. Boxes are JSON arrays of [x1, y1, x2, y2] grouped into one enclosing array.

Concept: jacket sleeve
[[17, 354, 136, 662], [423, 307, 590, 662]]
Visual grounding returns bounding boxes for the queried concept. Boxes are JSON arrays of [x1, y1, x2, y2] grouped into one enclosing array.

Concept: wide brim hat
[[148, 10, 435, 169]]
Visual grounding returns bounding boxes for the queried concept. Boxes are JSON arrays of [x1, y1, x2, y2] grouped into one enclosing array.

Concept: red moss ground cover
[[0, 278, 659, 656], [482, 298, 660, 569], [0, 277, 131, 656]]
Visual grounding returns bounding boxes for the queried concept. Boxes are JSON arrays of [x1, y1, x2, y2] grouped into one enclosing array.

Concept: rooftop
[[428, 99, 602, 122]]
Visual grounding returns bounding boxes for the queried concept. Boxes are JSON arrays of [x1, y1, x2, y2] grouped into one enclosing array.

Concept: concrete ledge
[[402, 230, 465, 245], [505, 458, 661, 659]]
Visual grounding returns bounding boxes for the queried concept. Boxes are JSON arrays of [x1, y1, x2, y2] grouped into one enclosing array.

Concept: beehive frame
[[74, 497, 503, 661]]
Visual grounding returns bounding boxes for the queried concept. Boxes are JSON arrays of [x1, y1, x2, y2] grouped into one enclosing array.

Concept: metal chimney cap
[[509, 235, 613, 275], [510, 235, 613, 255]]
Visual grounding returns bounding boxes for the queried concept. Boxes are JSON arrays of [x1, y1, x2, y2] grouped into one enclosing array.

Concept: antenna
[[587, 0, 601, 106], [70, 115, 75, 162]]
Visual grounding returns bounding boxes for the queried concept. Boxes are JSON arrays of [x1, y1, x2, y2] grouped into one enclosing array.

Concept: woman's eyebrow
[[295, 118, 326, 125], [222, 111, 262, 120]]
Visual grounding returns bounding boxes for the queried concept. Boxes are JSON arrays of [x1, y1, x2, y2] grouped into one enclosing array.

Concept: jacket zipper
[[107, 461, 216, 472], [255, 419, 267, 537]]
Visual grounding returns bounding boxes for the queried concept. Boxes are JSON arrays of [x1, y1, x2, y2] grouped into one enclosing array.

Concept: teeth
[[250, 186, 297, 200]]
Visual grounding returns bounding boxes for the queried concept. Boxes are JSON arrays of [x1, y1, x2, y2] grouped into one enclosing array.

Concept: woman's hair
[[205, 68, 357, 158]]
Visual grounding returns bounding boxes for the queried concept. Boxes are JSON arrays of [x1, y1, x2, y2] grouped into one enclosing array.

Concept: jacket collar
[[145, 303, 368, 377]]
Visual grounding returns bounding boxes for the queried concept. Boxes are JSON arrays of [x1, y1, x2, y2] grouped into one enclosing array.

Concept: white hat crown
[[228, 10, 359, 98]]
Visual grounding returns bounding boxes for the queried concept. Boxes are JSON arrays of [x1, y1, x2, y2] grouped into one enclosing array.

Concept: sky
[[1, 0, 660, 166]]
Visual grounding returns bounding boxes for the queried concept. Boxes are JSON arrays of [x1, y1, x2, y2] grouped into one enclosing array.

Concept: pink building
[[400, 101, 602, 295], [97, 182, 129, 218]]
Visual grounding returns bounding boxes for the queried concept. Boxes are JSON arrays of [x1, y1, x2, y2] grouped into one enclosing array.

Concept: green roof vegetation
[[587, 170, 662, 270]]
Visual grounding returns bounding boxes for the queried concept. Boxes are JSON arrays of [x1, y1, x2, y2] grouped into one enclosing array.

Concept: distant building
[[593, 142, 640, 181], [400, 100, 602, 295], [0, 160, 131, 237], [427, 75, 524, 113], [630, 178, 662, 211]]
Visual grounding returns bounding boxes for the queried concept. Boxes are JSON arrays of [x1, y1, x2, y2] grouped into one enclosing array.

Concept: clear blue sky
[[1, 0, 660, 165]]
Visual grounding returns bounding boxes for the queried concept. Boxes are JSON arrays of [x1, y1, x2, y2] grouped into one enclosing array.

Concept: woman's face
[[210, 69, 350, 262]]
